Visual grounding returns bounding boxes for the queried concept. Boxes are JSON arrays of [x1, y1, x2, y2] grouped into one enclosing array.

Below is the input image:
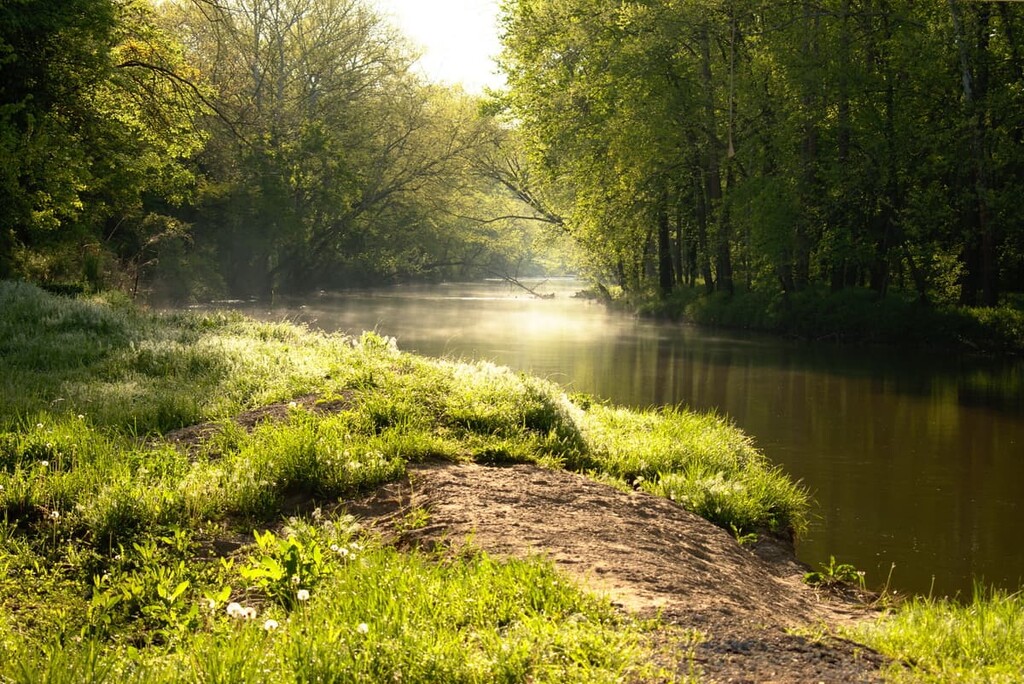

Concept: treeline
[[0, 0, 557, 300], [499, 0, 1024, 308]]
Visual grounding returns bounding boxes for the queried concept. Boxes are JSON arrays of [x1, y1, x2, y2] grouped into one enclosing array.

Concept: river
[[234, 278, 1024, 598]]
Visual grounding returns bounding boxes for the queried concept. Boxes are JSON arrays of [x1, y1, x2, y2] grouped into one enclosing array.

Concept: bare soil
[[347, 462, 890, 683]]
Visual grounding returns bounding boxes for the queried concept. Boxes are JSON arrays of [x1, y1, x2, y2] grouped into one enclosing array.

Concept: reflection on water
[[234, 279, 1024, 597]]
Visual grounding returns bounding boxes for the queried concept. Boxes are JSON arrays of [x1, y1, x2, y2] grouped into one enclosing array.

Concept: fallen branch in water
[[488, 271, 555, 299]]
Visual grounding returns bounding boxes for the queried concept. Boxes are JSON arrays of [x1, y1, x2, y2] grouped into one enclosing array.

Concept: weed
[[803, 555, 866, 590], [239, 529, 332, 610], [396, 506, 431, 532]]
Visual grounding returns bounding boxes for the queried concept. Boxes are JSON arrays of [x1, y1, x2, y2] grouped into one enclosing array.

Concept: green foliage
[[239, 529, 332, 610], [0, 0, 205, 288], [501, 0, 1024, 312], [578, 404, 808, 536], [667, 286, 1024, 353], [803, 556, 866, 590]]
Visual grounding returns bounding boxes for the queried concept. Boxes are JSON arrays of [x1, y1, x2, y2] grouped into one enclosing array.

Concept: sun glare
[[372, 0, 505, 93]]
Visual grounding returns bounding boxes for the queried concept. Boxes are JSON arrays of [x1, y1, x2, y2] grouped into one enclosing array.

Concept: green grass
[[2, 522, 669, 683], [0, 280, 809, 680], [851, 585, 1024, 683]]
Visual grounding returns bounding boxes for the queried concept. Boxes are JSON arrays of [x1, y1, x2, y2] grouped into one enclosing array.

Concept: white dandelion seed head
[[290, 574, 301, 585], [243, 606, 257, 620], [226, 602, 246, 618], [263, 618, 279, 631], [296, 589, 310, 602], [40, 461, 49, 468], [357, 622, 369, 634]]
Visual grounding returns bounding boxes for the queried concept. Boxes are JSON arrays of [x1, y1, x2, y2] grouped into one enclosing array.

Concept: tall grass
[[852, 584, 1024, 682]]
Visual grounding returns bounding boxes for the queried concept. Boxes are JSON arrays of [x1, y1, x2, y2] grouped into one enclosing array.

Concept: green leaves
[[240, 529, 331, 610]]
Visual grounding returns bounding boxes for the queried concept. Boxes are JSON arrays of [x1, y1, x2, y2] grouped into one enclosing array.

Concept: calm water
[[235, 279, 1024, 597]]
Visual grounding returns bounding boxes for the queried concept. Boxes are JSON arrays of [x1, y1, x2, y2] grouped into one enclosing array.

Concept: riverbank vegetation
[[4, 285, 1024, 680], [853, 585, 1024, 683], [4, 0, 1024, 353], [635, 286, 1024, 354], [0, 281, 788, 678], [0, 0, 571, 300]]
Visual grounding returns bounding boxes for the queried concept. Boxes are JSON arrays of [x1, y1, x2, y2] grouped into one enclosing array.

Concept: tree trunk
[[657, 184, 675, 297], [950, 0, 998, 305]]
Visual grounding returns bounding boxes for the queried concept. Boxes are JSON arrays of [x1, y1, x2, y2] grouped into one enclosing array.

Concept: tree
[[0, 0, 205, 286]]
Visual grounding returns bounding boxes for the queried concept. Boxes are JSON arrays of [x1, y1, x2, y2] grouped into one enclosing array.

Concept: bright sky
[[372, 0, 506, 93]]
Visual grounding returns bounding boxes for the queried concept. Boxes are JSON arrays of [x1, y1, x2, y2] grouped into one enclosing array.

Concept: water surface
[[235, 279, 1024, 597]]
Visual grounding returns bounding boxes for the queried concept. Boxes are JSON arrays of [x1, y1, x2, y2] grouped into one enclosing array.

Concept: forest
[[2, 0, 1024, 314]]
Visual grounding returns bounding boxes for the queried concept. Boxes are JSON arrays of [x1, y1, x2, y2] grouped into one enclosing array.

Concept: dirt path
[[347, 461, 889, 683]]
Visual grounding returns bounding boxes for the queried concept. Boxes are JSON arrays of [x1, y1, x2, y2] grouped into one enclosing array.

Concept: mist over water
[[232, 278, 1024, 598]]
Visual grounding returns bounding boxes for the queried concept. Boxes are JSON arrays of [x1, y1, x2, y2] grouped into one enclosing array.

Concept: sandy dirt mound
[[348, 461, 889, 683]]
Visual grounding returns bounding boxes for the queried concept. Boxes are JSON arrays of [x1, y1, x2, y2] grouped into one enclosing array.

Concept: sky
[[372, 0, 506, 93]]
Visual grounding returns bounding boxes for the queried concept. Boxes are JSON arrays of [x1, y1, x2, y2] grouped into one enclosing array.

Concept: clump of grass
[[576, 404, 809, 535], [851, 584, 1024, 682]]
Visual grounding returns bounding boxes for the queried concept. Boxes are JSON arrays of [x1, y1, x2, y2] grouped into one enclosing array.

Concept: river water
[[236, 279, 1024, 598]]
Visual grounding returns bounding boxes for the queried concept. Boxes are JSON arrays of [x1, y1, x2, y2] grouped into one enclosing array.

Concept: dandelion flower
[[226, 602, 246, 618], [296, 589, 310, 602], [40, 461, 49, 468], [205, 599, 217, 611], [243, 606, 257, 620], [290, 574, 301, 585], [49, 510, 60, 521], [357, 622, 369, 634], [263, 618, 279, 631]]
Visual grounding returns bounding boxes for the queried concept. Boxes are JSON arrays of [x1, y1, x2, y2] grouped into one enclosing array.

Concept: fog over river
[[228, 278, 1024, 598]]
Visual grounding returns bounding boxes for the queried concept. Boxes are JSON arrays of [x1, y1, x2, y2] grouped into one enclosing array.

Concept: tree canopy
[[499, 0, 1024, 307], [2, 0, 1023, 310]]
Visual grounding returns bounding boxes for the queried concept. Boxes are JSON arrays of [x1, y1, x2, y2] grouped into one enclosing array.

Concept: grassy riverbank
[[635, 287, 1024, 354], [0, 281, 795, 680], [3, 281, 1022, 682]]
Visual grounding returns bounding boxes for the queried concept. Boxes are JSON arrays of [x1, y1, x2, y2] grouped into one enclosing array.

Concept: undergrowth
[[4, 281, 1021, 680], [637, 285, 1024, 354]]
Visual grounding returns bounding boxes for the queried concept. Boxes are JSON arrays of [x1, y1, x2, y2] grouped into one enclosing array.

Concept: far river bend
[[228, 278, 1024, 598]]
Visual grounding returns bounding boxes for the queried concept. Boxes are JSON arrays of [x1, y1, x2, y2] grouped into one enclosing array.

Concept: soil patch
[[347, 461, 889, 683]]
